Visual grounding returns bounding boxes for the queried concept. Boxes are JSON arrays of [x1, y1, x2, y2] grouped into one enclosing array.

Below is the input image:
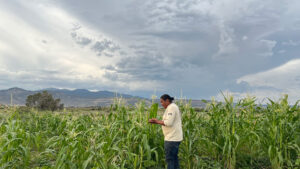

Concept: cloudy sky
[[0, 0, 300, 103]]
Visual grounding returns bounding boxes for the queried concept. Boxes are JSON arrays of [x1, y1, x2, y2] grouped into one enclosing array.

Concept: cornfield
[[0, 95, 299, 169]]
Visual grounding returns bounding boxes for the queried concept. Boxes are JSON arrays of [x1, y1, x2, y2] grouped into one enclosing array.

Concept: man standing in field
[[149, 94, 183, 169]]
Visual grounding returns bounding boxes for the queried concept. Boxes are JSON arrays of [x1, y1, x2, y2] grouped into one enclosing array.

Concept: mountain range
[[0, 87, 206, 107]]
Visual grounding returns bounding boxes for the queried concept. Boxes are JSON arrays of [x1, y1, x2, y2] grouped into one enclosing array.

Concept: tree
[[26, 91, 64, 111]]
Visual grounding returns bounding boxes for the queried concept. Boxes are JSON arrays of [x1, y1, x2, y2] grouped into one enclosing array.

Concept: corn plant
[[0, 94, 299, 168]]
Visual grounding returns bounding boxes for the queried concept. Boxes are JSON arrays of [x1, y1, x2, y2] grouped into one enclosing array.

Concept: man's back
[[162, 103, 183, 141]]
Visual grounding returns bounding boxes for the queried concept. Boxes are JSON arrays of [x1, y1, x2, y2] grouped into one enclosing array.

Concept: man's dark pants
[[164, 141, 181, 169]]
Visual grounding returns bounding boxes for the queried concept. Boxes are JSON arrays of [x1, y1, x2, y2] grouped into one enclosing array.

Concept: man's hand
[[148, 118, 165, 126], [148, 118, 158, 124]]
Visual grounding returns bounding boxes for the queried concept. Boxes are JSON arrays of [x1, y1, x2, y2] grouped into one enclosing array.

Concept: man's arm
[[163, 111, 176, 127], [148, 118, 165, 126]]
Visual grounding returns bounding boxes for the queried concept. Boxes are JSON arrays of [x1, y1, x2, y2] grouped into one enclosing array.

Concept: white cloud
[[233, 59, 300, 103], [215, 89, 299, 105], [242, 36, 248, 40], [278, 50, 286, 54], [237, 59, 300, 88], [282, 40, 300, 46], [213, 22, 238, 60], [258, 39, 277, 57]]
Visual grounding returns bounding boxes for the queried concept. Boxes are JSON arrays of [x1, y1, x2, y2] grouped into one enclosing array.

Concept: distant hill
[[0, 87, 144, 107], [0, 87, 207, 107], [0, 87, 33, 106]]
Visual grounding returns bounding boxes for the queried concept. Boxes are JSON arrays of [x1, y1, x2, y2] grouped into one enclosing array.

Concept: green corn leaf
[[149, 103, 158, 119]]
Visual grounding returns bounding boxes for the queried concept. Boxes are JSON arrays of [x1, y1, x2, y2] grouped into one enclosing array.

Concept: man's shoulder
[[168, 103, 179, 111]]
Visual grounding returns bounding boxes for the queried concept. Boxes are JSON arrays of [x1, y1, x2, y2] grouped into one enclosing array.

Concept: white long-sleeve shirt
[[162, 103, 183, 141]]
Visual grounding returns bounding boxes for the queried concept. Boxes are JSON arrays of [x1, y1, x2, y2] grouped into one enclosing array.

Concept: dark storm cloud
[[136, 30, 212, 41], [104, 53, 114, 58], [91, 39, 120, 56], [70, 32, 92, 46], [69, 26, 120, 56], [115, 54, 171, 81], [57, 0, 297, 98], [103, 71, 118, 81], [101, 65, 116, 71]]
